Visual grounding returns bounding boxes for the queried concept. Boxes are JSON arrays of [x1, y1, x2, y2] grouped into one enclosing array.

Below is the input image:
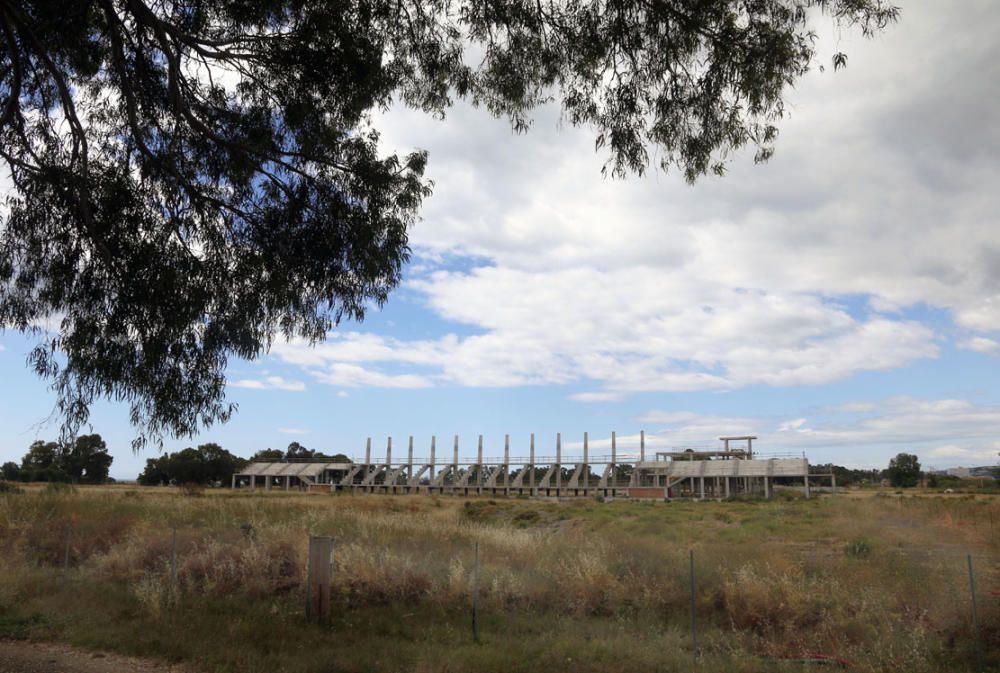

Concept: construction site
[[233, 434, 835, 499]]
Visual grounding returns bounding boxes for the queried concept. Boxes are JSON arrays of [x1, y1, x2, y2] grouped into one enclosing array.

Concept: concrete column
[[477, 435, 484, 492], [365, 437, 371, 476], [231, 475, 237, 489], [583, 432, 588, 492], [640, 430, 645, 463], [804, 475, 811, 499], [503, 434, 510, 489], [407, 436, 414, 484], [764, 476, 770, 499], [430, 436, 436, 482], [284, 475, 290, 491], [529, 433, 536, 494], [725, 477, 731, 498], [699, 476, 705, 500], [453, 435, 459, 482], [265, 475, 272, 491], [250, 476, 255, 491], [610, 431, 616, 489], [555, 432, 561, 492], [831, 472, 837, 494]]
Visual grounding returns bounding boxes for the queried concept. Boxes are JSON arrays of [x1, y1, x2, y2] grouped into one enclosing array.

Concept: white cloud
[[332, 0, 999, 396], [336, 391, 349, 398], [311, 363, 433, 389], [636, 397, 1000, 461], [230, 376, 306, 392], [959, 336, 1000, 356], [569, 391, 625, 402], [278, 427, 309, 435], [778, 418, 810, 433], [927, 444, 998, 463]]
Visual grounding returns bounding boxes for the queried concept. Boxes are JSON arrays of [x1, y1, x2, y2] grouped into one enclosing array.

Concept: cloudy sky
[[2, 0, 999, 479]]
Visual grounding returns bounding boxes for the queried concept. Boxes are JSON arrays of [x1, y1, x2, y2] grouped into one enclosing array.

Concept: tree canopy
[[138, 441, 246, 484], [16, 433, 113, 482], [886, 452, 921, 488], [0, 0, 899, 445]]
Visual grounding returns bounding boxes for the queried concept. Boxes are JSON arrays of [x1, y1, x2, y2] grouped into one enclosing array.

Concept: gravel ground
[[0, 641, 193, 673]]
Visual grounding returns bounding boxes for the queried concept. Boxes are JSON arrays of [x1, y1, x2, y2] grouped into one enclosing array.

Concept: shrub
[[844, 539, 872, 558]]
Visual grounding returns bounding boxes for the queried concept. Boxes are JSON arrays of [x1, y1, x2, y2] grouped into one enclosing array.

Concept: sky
[[2, 0, 1000, 480]]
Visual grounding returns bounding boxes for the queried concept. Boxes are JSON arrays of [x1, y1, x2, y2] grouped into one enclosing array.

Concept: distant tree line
[[813, 453, 924, 488], [249, 442, 350, 464], [1, 435, 113, 483], [137, 442, 349, 486]]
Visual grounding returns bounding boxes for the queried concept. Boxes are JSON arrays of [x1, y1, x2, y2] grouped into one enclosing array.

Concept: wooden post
[[63, 523, 71, 573], [170, 526, 178, 590], [472, 541, 480, 643], [968, 554, 982, 673], [305, 536, 334, 624], [689, 549, 698, 661]]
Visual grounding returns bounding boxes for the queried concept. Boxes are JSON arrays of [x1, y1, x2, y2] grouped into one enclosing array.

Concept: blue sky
[[2, 0, 1000, 480]]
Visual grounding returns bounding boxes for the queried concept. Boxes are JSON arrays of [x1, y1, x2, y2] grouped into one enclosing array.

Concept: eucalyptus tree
[[0, 0, 899, 446]]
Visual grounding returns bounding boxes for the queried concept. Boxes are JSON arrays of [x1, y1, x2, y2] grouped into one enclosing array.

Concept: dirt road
[[0, 641, 193, 673]]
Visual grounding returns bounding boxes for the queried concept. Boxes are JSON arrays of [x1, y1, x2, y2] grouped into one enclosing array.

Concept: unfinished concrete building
[[234, 433, 833, 499]]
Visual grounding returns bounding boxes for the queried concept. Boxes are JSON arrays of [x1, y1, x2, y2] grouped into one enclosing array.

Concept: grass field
[[0, 485, 997, 672]]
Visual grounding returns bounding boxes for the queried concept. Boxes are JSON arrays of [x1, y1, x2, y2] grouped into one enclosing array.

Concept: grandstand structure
[[233, 433, 834, 499]]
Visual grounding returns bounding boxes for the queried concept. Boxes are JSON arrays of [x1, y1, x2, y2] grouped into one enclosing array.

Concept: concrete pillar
[[231, 475, 237, 489], [610, 431, 617, 490], [583, 432, 588, 492], [430, 436, 436, 482], [699, 476, 705, 500], [804, 475, 811, 499], [453, 435, 459, 484], [529, 433, 536, 495], [764, 476, 770, 499], [477, 434, 484, 492], [284, 475, 290, 491], [831, 472, 837, 494], [640, 430, 645, 463], [265, 475, 272, 491], [408, 436, 414, 483], [503, 434, 510, 490], [555, 433, 561, 492], [725, 477, 731, 498], [365, 437, 371, 474]]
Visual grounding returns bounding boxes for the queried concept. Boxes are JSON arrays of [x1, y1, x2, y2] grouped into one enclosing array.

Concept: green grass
[[0, 486, 997, 672]]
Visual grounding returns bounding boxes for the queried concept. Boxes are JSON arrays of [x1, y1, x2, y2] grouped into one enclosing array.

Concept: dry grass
[[0, 486, 997, 672]]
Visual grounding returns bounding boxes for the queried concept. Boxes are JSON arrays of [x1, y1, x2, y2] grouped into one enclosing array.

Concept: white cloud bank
[[630, 397, 1000, 467], [230, 376, 306, 392]]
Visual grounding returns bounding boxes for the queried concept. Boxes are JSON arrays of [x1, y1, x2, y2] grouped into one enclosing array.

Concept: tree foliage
[[886, 452, 921, 488], [0, 0, 899, 444], [138, 442, 246, 485], [250, 443, 349, 463], [17, 434, 113, 482]]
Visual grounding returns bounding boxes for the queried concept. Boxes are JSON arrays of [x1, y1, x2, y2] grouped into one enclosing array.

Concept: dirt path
[[0, 641, 193, 673]]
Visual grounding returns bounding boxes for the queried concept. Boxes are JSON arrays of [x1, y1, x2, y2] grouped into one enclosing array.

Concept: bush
[[844, 539, 872, 558], [0, 480, 22, 494]]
